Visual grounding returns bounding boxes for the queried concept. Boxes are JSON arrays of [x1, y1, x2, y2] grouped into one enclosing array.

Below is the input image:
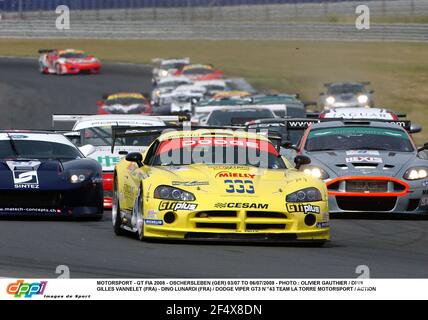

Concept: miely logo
[[13, 170, 39, 184], [7, 280, 47, 298]]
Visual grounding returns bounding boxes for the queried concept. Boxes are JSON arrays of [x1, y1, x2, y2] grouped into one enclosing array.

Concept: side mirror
[[295, 93, 300, 99], [79, 144, 96, 157], [369, 90, 375, 94], [126, 152, 143, 167], [281, 140, 299, 151], [409, 124, 422, 134], [418, 142, 428, 152], [319, 92, 325, 96], [96, 100, 104, 107], [294, 155, 311, 169]]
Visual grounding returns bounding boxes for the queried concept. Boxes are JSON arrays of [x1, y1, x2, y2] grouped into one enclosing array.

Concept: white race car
[[151, 76, 193, 105], [152, 58, 190, 82], [52, 114, 181, 208]]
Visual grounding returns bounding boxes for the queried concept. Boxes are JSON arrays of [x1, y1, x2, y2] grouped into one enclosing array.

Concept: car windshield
[[105, 98, 146, 106], [204, 85, 225, 92], [249, 123, 303, 145], [207, 109, 274, 126], [151, 138, 285, 169], [59, 53, 88, 59], [0, 140, 81, 159], [159, 81, 189, 88], [161, 62, 187, 70], [183, 68, 213, 75], [80, 127, 159, 147], [328, 84, 364, 95], [305, 126, 414, 152]]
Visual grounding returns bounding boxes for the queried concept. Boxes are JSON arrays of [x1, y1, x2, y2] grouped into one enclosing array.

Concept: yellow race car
[[112, 128, 329, 244]]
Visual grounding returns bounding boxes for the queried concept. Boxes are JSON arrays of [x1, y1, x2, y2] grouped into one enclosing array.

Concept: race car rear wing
[[52, 114, 190, 129], [283, 118, 413, 131]]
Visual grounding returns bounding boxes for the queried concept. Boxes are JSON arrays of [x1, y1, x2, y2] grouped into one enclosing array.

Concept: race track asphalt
[[1, 57, 428, 278]]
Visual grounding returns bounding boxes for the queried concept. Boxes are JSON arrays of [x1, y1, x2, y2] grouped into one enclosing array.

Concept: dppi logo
[[7, 280, 47, 298]]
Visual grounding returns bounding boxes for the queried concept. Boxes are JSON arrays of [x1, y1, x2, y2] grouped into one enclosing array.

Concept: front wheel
[[112, 177, 125, 236], [55, 63, 62, 75], [134, 187, 145, 241]]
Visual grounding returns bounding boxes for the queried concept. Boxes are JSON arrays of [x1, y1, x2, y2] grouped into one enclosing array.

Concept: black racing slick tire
[[112, 176, 125, 236], [135, 186, 145, 241]]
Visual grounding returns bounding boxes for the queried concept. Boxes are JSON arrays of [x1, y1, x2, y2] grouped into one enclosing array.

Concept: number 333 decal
[[224, 180, 255, 194]]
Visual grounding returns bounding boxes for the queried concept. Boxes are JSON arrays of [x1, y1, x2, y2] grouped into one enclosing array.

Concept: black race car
[[0, 131, 103, 218]]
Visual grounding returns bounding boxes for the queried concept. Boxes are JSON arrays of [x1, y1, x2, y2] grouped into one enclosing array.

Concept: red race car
[[176, 64, 223, 81], [38, 49, 102, 75], [97, 93, 152, 115]]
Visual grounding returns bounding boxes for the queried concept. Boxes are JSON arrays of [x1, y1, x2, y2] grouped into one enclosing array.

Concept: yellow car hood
[[147, 164, 320, 197]]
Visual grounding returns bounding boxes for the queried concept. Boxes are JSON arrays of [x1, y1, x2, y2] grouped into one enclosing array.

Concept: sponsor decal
[[346, 156, 383, 163], [9, 134, 28, 139], [214, 202, 269, 209], [215, 171, 256, 179], [346, 150, 380, 156], [159, 201, 198, 211], [420, 197, 428, 207], [7, 161, 41, 189], [13, 170, 39, 189], [98, 155, 121, 168], [172, 181, 209, 186], [224, 179, 255, 194], [7, 280, 47, 298], [144, 219, 163, 226], [0, 208, 60, 214], [317, 222, 330, 229], [146, 209, 158, 220], [287, 203, 320, 214]]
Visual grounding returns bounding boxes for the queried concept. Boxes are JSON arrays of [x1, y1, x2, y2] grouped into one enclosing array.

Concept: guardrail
[[1, 19, 427, 42]]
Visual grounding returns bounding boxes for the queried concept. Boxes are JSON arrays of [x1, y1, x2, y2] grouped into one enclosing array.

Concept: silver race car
[[319, 82, 375, 110], [287, 119, 428, 215]]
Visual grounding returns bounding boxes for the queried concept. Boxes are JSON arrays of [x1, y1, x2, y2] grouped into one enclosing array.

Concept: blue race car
[[0, 131, 103, 219]]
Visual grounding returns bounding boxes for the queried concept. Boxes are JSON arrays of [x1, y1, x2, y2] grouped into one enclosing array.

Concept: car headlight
[[302, 166, 329, 180], [326, 96, 335, 105], [155, 90, 161, 97], [358, 95, 369, 104], [69, 170, 92, 184], [160, 70, 169, 77], [404, 167, 428, 180], [154, 185, 195, 201], [286, 187, 322, 202]]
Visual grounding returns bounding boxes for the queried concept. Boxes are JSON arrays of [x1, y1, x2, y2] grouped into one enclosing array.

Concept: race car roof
[[160, 58, 190, 65], [183, 64, 214, 71], [107, 93, 146, 100], [72, 115, 166, 131], [58, 49, 85, 55], [158, 76, 192, 84], [0, 132, 76, 147], [157, 129, 271, 142]]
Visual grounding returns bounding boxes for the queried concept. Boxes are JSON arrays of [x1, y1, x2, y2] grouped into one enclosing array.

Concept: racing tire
[[112, 176, 125, 236], [135, 186, 145, 241], [55, 63, 62, 75], [39, 63, 48, 74]]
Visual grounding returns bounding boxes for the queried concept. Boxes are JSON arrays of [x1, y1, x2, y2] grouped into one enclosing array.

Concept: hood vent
[[352, 163, 378, 169]]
